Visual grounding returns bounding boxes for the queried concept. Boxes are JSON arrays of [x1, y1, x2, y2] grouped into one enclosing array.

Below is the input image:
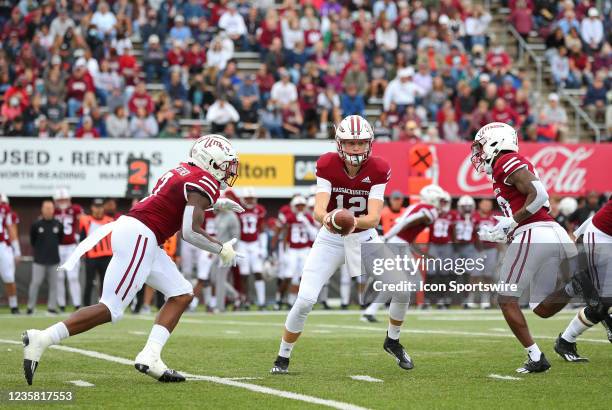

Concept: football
[[329, 208, 355, 236]]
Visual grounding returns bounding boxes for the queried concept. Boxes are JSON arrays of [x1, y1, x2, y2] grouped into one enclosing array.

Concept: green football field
[[0, 308, 609, 409]]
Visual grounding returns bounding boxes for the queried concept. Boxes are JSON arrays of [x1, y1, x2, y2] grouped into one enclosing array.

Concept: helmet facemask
[[336, 138, 373, 166]]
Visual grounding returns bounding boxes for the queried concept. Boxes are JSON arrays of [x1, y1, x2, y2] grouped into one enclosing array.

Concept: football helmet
[[458, 195, 475, 214], [335, 115, 374, 166], [0, 193, 8, 204], [189, 134, 239, 188], [471, 122, 518, 175], [440, 191, 451, 213], [290, 195, 307, 213], [53, 188, 71, 210], [241, 186, 257, 209], [558, 197, 578, 217], [420, 184, 446, 210]]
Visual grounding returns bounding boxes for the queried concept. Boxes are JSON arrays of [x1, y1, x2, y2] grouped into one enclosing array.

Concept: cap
[[480, 73, 490, 82], [149, 34, 160, 44], [548, 92, 559, 101], [92, 198, 104, 207], [175, 14, 184, 22], [51, 54, 61, 65], [75, 57, 86, 68], [588, 7, 599, 17], [390, 190, 404, 199]]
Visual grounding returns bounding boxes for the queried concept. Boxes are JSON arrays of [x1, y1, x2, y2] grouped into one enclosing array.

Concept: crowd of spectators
[[0, 0, 609, 141], [508, 0, 611, 139]]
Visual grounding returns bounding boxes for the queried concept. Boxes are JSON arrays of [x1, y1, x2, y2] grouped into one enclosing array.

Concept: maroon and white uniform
[[393, 203, 437, 244], [492, 153, 576, 298], [454, 211, 479, 276], [54, 204, 83, 308], [196, 210, 217, 281], [276, 204, 293, 278], [62, 162, 221, 322], [429, 210, 455, 245], [582, 198, 612, 297], [237, 204, 267, 275], [0, 204, 15, 283], [284, 210, 317, 283], [474, 211, 500, 277]]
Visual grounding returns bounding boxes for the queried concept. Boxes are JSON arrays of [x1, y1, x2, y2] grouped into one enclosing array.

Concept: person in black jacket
[[27, 200, 63, 314]]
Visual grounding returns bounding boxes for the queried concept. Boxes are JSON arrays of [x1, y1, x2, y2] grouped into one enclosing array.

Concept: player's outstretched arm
[[505, 167, 549, 224], [383, 209, 431, 241], [182, 192, 224, 253]]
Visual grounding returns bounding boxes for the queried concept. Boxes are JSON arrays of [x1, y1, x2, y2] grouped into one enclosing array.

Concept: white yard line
[[349, 375, 383, 383], [67, 380, 95, 387], [128, 331, 148, 336], [488, 374, 522, 381], [0, 339, 369, 410]]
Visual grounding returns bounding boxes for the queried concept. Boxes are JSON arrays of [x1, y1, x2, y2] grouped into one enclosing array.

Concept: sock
[[525, 343, 542, 361], [144, 324, 170, 356], [210, 296, 217, 309], [204, 286, 212, 306], [44, 322, 69, 345], [255, 280, 265, 306], [340, 281, 350, 305], [388, 323, 401, 340], [561, 308, 593, 343], [190, 296, 199, 310], [278, 338, 294, 359], [8, 295, 17, 308], [364, 302, 382, 315]]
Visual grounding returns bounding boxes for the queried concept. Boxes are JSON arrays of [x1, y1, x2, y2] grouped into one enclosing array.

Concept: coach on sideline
[[27, 200, 63, 315]]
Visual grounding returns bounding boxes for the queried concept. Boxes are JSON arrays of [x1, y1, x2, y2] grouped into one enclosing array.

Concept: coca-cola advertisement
[[373, 142, 611, 197]]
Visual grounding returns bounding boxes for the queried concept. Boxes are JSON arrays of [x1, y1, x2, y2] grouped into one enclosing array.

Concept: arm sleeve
[[525, 180, 549, 214], [316, 177, 332, 194], [181, 206, 223, 253], [369, 183, 387, 201]]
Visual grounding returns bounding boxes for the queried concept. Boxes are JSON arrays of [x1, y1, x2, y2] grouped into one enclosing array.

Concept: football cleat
[[554, 334, 589, 362], [383, 335, 414, 370], [516, 353, 551, 373], [11, 307, 20, 314], [22, 329, 52, 385], [601, 316, 612, 343], [134, 351, 185, 383], [360, 314, 379, 323], [270, 356, 289, 374]]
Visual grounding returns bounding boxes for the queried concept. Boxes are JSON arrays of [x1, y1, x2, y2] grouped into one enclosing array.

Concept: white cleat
[[134, 350, 185, 383], [22, 329, 52, 385]]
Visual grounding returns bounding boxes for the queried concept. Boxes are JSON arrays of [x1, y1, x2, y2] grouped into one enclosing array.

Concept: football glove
[[490, 215, 518, 236], [478, 225, 507, 243], [213, 198, 245, 213], [219, 238, 244, 267]]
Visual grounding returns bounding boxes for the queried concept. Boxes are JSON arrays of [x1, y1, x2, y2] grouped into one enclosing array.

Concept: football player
[[0, 194, 21, 314], [426, 190, 455, 309], [270, 115, 415, 374], [472, 198, 500, 308], [454, 195, 478, 309], [22, 135, 244, 385], [190, 209, 217, 311], [236, 187, 268, 310], [53, 189, 83, 311], [556, 197, 612, 358], [472, 122, 581, 373]]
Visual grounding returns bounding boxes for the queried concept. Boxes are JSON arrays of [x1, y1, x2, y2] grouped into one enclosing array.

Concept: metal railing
[[506, 25, 543, 97], [560, 90, 602, 143]]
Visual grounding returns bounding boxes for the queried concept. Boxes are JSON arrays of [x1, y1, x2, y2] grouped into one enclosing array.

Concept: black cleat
[[554, 334, 589, 362], [601, 317, 612, 343], [11, 307, 20, 314], [59, 306, 65, 313], [270, 356, 289, 374], [320, 301, 332, 310], [340, 304, 349, 310], [134, 363, 186, 382], [516, 353, 551, 373], [360, 314, 378, 323], [27, 308, 33, 315], [383, 335, 414, 370]]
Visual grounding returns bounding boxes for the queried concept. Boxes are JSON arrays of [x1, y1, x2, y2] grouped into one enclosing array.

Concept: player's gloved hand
[[219, 238, 245, 267], [491, 215, 518, 236], [214, 198, 245, 213], [477, 226, 496, 242], [295, 212, 306, 223]]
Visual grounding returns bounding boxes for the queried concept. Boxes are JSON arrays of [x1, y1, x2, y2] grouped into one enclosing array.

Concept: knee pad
[[284, 296, 315, 333]]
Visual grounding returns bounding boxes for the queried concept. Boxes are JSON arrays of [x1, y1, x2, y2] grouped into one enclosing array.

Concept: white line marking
[[68, 380, 95, 387], [313, 330, 332, 334], [224, 377, 263, 381], [419, 317, 504, 321], [489, 328, 509, 332], [128, 331, 147, 336], [0, 339, 368, 410], [224, 330, 241, 334], [488, 374, 522, 381], [349, 375, 383, 383]]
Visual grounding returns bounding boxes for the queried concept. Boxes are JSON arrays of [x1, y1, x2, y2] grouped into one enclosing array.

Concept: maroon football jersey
[[0, 204, 13, 245], [492, 152, 553, 229], [474, 210, 499, 248], [397, 203, 437, 243], [55, 204, 83, 245], [239, 204, 266, 242], [202, 210, 216, 237], [429, 210, 455, 244], [316, 152, 390, 233], [592, 198, 612, 236], [285, 210, 315, 249], [128, 162, 221, 245], [454, 211, 477, 243], [3, 210, 19, 245]]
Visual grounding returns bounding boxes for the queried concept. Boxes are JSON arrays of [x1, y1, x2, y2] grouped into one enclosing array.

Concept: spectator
[[158, 120, 181, 138], [97, 60, 123, 101], [185, 41, 207, 75], [281, 101, 303, 138], [91, 2, 117, 40], [550, 46, 577, 88], [44, 93, 66, 134], [584, 76, 608, 121], [106, 106, 129, 138], [237, 73, 261, 119], [140, 8, 165, 45], [206, 37, 233, 70], [368, 54, 389, 99], [260, 102, 284, 138], [169, 15, 192, 43], [469, 100, 493, 135], [270, 69, 297, 108], [118, 46, 139, 87], [539, 93, 568, 140], [27, 200, 63, 315], [143, 35, 166, 82], [281, 12, 303, 52], [166, 69, 191, 118], [75, 116, 100, 139], [425, 76, 449, 119], [375, 19, 398, 62], [3, 115, 30, 136], [485, 46, 512, 79], [340, 83, 365, 117], [128, 81, 155, 115], [570, 191, 601, 226], [129, 106, 159, 138], [80, 199, 114, 306], [373, 0, 398, 22], [49, 7, 75, 41], [66, 58, 95, 117], [257, 9, 282, 52], [342, 59, 368, 97], [44, 62, 67, 101], [465, 5, 491, 48], [383, 67, 426, 112], [219, 3, 248, 50], [206, 97, 240, 133], [509, 0, 533, 38], [580, 8, 604, 53], [441, 110, 460, 141], [317, 85, 341, 134], [491, 97, 521, 127]]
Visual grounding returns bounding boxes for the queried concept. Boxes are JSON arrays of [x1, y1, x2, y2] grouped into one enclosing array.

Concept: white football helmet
[[420, 184, 446, 210], [458, 195, 475, 214], [189, 134, 239, 188], [0, 193, 8, 204], [307, 195, 316, 212], [53, 188, 70, 201], [290, 195, 307, 213], [241, 186, 257, 209], [440, 191, 451, 213], [471, 122, 518, 175], [558, 197, 578, 217], [335, 115, 374, 166]]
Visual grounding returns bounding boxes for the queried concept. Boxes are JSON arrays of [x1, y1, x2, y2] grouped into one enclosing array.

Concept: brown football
[[329, 208, 355, 236]]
